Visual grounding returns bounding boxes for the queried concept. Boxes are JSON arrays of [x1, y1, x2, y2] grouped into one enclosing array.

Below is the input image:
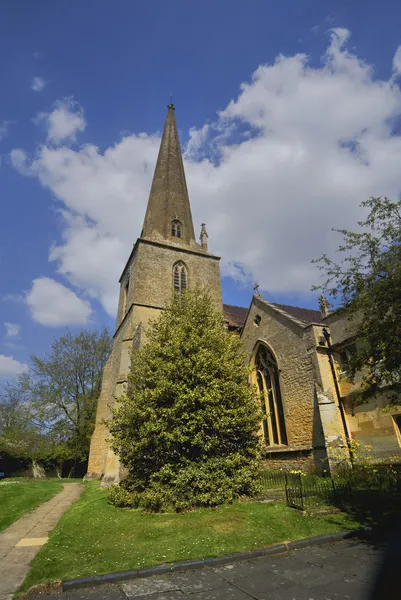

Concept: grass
[[0, 478, 63, 532], [20, 482, 359, 592]]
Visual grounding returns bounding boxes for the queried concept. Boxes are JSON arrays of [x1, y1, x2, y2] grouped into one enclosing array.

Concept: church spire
[[141, 104, 196, 246]]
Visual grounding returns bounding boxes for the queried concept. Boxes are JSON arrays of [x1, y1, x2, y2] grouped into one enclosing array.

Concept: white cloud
[[31, 76, 47, 92], [26, 277, 92, 326], [393, 46, 401, 78], [10, 148, 27, 172], [34, 98, 86, 144], [0, 121, 11, 142], [4, 322, 21, 338], [0, 355, 28, 377], [11, 29, 401, 314]]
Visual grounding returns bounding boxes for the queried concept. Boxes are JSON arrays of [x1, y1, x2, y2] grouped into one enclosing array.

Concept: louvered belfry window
[[254, 344, 287, 446], [173, 262, 188, 295], [171, 220, 182, 238]]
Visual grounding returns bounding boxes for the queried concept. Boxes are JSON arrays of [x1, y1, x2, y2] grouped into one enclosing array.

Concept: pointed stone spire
[[199, 223, 208, 251], [141, 104, 196, 246]]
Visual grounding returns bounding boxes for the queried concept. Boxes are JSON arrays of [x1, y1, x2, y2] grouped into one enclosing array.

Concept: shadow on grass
[[345, 489, 401, 532]]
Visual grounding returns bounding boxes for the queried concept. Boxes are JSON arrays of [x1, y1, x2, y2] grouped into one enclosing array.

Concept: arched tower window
[[171, 219, 182, 238], [254, 344, 287, 446], [173, 261, 188, 294]]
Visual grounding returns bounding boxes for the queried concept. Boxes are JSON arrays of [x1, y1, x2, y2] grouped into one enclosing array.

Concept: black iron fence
[[259, 470, 353, 510], [260, 469, 287, 491], [284, 474, 353, 511]]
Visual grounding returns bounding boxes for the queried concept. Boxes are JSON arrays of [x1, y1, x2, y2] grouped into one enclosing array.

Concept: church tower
[[86, 104, 222, 482]]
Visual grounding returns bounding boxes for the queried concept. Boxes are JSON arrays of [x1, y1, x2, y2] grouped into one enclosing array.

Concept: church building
[[87, 105, 401, 483]]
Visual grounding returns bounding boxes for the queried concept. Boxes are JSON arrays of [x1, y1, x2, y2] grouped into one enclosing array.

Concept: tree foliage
[[0, 383, 42, 459], [0, 328, 112, 471], [109, 289, 262, 512], [313, 196, 401, 398]]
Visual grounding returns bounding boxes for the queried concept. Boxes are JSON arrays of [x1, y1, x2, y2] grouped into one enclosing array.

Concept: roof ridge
[[256, 297, 307, 327]]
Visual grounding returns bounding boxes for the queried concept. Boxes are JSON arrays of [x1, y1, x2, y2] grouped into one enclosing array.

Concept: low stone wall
[[263, 449, 315, 472]]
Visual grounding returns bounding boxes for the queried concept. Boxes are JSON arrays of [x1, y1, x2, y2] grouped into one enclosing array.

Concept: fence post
[[331, 477, 337, 504], [298, 474, 304, 510]]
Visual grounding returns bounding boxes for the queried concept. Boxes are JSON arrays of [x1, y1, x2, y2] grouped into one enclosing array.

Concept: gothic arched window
[[173, 261, 188, 294], [171, 219, 182, 238], [254, 344, 287, 446]]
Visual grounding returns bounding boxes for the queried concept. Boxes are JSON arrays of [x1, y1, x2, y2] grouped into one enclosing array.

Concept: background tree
[[0, 328, 112, 475], [109, 289, 262, 512], [313, 196, 401, 398], [0, 383, 39, 458]]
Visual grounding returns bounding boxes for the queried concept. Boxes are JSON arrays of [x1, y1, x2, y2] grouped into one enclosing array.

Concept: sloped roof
[[272, 303, 324, 325], [223, 301, 324, 329], [223, 304, 248, 328]]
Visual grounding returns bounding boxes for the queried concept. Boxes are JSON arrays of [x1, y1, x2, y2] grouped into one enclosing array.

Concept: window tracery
[[254, 344, 287, 446], [173, 261, 187, 294]]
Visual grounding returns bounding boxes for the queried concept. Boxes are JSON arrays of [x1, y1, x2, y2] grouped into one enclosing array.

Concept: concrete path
[[0, 483, 82, 600], [28, 538, 386, 600]]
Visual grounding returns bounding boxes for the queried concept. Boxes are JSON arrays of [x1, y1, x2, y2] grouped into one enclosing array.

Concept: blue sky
[[1, 0, 401, 377]]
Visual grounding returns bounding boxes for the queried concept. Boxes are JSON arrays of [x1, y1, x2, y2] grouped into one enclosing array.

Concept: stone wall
[[262, 449, 315, 473], [241, 297, 319, 460], [324, 308, 401, 461], [132, 239, 222, 310], [87, 235, 222, 482], [344, 394, 401, 460], [240, 296, 352, 473]]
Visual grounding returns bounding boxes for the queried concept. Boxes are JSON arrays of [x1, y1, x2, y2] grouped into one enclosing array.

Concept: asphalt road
[[32, 538, 387, 600]]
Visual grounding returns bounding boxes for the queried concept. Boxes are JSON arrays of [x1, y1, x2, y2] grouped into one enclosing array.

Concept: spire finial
[[253, 283, 260, 296], [168, 92, 174, 110], [319, 294, 330, 317]]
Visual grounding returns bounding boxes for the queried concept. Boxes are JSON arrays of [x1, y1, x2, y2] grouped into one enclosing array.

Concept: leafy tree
[[313, 196, 401, 398], [1, 328, 112, 472], [109, 289, 262, 512], [0, 383, 39, 458]]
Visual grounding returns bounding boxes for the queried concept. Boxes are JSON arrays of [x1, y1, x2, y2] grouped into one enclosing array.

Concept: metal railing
[[284, 474, 353, 511], [259, 470, 353, 510]]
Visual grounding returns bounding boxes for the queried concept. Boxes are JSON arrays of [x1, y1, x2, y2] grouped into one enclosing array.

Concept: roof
[[223, 301, 324, 330], [223, 304, 248, 329], [272, 303, 324, 325]]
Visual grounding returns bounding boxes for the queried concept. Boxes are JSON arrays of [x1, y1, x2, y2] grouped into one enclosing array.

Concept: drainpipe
[[322, 327, 353, 464]]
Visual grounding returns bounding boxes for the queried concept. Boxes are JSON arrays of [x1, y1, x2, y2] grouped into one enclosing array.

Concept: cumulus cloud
[[34, 98, 86, 144], [4, 322, 21, 338], [0, 354, 28, 377], [393, 46, 401, 77], [11, 29, 401, 315], [31, 76, 47, 92], [26, 277, 92, 326]]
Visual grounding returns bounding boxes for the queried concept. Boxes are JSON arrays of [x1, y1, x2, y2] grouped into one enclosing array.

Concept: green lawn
[[0, 478, 63, 532], [21, 482, 359, 592]]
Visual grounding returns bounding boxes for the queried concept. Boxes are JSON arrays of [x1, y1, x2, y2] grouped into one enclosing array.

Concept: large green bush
[[109, 289, 262, 512]]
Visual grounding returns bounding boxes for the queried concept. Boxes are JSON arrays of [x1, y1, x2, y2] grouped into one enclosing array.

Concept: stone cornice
[[113, 301, 164, 338], [119, 237, 220, 282]]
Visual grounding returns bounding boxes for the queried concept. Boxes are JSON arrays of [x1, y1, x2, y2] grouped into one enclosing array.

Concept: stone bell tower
[[86, 104, 222, 483]]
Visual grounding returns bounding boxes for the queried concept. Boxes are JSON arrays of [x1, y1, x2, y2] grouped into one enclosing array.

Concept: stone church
[[87, 105, 401, 483]]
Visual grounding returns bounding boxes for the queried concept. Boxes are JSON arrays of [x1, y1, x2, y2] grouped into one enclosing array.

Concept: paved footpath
[[0, 483, 82, 600], [31, 538, 385, 600]]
